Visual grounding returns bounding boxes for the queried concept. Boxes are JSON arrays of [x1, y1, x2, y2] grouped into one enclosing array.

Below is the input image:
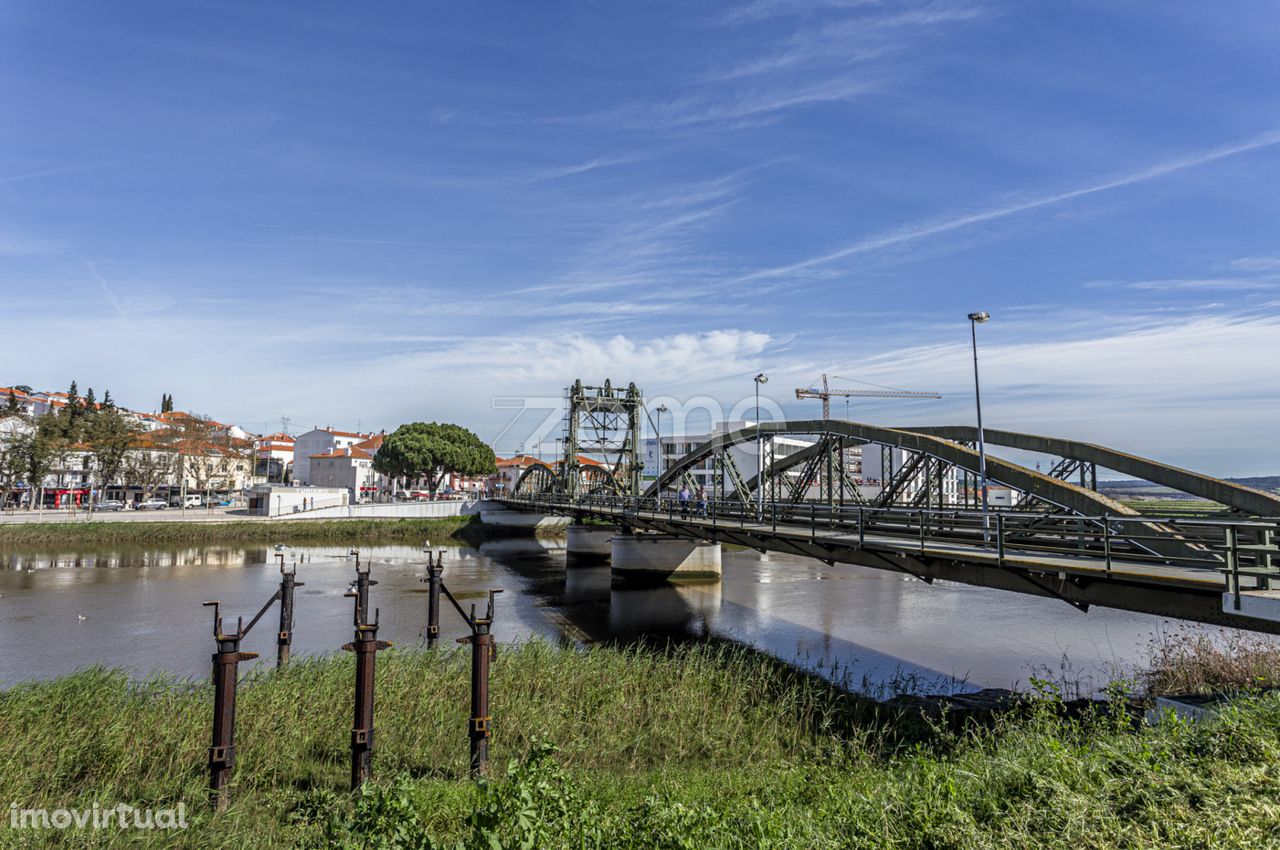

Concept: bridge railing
[[506, 492, 1280, 593]]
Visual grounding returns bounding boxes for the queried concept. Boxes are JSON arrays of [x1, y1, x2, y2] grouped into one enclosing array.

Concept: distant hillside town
[[0, 383, 510, 510]]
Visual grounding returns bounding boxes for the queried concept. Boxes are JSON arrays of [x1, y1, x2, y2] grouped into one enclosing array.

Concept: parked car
[[137, 498, 167, 510], [95, 500, 125, 512]]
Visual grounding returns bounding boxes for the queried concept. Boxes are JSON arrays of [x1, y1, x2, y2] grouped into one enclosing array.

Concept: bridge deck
[[498, 497, 1280, 631], [596, 508, 1249, 591]]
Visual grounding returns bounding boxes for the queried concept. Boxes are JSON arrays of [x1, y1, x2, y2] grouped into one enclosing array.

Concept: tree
[[85, 406, 138, 490], [84, 387, 96, 413], [373, 422, 496, 494], [101, 390, 113, 409], [153, 414, 218, 496], [161, 394, 174, 413], [123, 447, 176, 501], [14, 415, 64, 510], [3, 390, 18, 416], [0, 418, 29, 507]]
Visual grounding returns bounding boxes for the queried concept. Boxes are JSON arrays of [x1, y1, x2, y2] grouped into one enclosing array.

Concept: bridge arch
[[645, 419, 1136, 518], [903, 426, 1280, 517], [513, 460, 624, 498]]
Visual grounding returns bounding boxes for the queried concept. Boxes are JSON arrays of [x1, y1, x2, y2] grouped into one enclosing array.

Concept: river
[[0, 537, 1227, 693]]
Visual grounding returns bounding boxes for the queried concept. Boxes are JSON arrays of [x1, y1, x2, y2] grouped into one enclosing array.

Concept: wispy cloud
[[734, 127, 1280, 284], [85, 262, 125, 318], [1084, 277, 1279, 292], [1229, 252, 1280, 272], [0, 157, 136, 186], [718, 0, 887, 25], [710, 2, 985, 82], [522, 154, 647, 183]]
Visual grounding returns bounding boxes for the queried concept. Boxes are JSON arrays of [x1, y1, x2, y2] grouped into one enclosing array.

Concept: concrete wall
[[295, 498, 480, 520]]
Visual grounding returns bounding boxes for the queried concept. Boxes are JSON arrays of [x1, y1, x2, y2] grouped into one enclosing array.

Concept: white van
[[181, 494, 203, 508]]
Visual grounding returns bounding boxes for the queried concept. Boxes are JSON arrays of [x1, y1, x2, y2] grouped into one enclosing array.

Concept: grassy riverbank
[[3, 640, 1280, 848], [0, 515, 497, 547]]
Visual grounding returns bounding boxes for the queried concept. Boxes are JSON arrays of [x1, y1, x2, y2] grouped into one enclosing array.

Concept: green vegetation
[[373, 422, 497, 495], [0, 515, 486, 546], [3, 640, 1280, 848]]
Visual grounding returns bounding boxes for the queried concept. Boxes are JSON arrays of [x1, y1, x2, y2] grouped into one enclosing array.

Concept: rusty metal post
[[346, 552, 375, 626], [277, 556, 303, 668], [204, 602, 258, 812], [422, 548, 443, 647], [469, 613, 492, 777], [458, 590, 501, 777], [342, 560, 391, 790]]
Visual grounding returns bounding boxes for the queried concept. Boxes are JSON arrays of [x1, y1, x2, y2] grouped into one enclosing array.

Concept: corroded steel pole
[[342, 559, 391, 790], [276, 557, 302, 668], [425, 550, 443, 647], [469, 616, 492, 776], [204, 602, 258, 812]]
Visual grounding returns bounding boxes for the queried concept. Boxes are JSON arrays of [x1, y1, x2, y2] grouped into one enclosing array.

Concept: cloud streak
[[734, 127, 1280, 284]]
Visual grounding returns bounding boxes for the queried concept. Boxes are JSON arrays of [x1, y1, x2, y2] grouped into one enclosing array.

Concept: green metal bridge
[[502, 386, 1280, 633]]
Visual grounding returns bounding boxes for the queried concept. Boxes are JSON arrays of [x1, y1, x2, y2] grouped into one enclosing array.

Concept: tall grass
[[2, 640, 1280, 848], [1142, 625, 1280, 696]]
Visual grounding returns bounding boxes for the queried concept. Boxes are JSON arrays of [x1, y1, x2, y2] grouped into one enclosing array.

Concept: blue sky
[[3, 1, 1278, 474]]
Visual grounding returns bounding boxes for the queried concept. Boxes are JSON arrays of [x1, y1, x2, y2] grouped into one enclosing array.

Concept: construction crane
[[795, 374, 941, 420]]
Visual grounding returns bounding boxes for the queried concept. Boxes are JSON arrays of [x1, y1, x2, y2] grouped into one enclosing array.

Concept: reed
[[2, 640, 1278, 848]]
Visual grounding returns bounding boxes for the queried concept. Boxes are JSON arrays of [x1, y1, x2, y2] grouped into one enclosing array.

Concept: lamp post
[[754, 373, 768, 519], [967, 312, 991, 542], [655, 404, 669, 493]]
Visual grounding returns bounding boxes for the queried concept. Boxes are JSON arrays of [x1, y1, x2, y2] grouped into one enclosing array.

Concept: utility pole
[[754, 373, 768, 519], [968, 312, 991, 542]]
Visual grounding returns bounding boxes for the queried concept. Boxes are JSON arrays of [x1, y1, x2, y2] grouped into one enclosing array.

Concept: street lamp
[[655, 404, 669, 491], [967, 312, 991, 542], [754, 373, 768, 518]]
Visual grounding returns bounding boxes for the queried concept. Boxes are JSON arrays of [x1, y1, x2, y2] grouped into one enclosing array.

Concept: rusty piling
[[342, 559, 391, 790], [276, 556, 302, 668], [204, 601, 258, 812], [447, 588, 501, 777], [422, 547, 443, 647]]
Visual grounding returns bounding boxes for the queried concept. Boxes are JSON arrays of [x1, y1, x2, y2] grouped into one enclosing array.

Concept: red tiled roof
[[354, 434, 384, 451], [324, 428, 370, 439], [310, 447, 373, 461], [496, 455, 540, 468]]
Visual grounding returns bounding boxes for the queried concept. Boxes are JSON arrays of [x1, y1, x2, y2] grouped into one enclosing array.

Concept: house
[[292, 427, 374, 484], [0, 387, 40, 416], [255, 432, 296, 483], [308, 445, 381, 500]]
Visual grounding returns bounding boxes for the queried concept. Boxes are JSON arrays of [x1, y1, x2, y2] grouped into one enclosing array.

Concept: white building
[[308, 445, 381, 500], [643, 421, 817, 495], [255, 432, 296, 483], [248, 484, 349, 516], [860, 445, 961, 506], [292, 427, 374, 484]]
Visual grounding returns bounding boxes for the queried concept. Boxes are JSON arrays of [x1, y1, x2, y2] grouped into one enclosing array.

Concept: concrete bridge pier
[[611, 532, 721, 584], [566, 524, 618, 564], [478, 501, 570, 532]]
